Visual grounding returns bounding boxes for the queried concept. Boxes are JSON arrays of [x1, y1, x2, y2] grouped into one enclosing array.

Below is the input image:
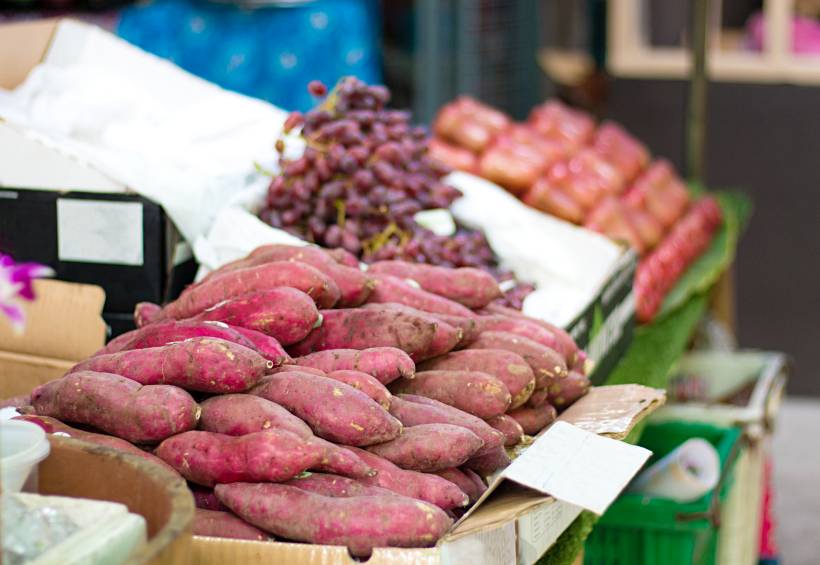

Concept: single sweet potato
[[31, 372, 198, 444], [215, 482, 452, 556], [367, 424, 483, 472], [250, 371, 402, 446], [476, 316, 562, 353], [527, 388, 549, 408], [367, 274, 478, 318], [466, 331, 568, 388], [98, 320, 262, 357], [286, 472, 396, 498], [162, 261, 341, 319], [228, 326, 291, 365], [198, 394, 312, 438], [134, 302, 162, 328], [348, 448, 469, 510], [508, 404, 558, 435], [287, 308, 439, 362], [193, 508, 269, 541], [294, 347, 415, 384], [434, 467, 485, 502], [461, 467, 488, 499], [480, 304, 580, 363], [361, 303, 463, 359], [388, 395, 504, 456], [326, 370, 391, 408], [391, 370, 511, 419], [547, 371, 591, 409], [190, 484, 228, 511], [463, 445, 512, 476], [326, 247, 360, 268], [69, 337, 272, 394], [418, 349, 536, 409], [15, 415, 177, 473], [486, 415, 525, 447], [156, 429, 327, 486], [368, 261, 502, 308]]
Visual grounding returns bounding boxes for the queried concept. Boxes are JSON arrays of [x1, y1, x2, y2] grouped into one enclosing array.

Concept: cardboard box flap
[[559, 384, 666, 438], [0, 279, 106, 361]]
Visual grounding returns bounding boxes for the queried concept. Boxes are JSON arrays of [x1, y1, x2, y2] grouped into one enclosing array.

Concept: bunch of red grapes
[[259, 78, 530, 307]]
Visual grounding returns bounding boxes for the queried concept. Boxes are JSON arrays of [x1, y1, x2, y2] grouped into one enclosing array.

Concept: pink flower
[[0, 254, 54, 333]]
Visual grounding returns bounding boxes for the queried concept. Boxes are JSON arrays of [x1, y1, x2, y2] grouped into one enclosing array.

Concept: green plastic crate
[[584, 422, 743, 565]]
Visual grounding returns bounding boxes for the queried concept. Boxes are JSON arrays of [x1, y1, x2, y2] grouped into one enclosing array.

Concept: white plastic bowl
[[1, 419, 51, 492]]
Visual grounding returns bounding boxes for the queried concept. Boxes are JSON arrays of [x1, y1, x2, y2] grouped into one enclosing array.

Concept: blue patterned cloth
[[117, 0, 382, 111]]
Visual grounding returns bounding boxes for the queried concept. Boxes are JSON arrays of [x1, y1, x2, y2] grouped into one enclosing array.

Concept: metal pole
[[686, 0, 709, 185]]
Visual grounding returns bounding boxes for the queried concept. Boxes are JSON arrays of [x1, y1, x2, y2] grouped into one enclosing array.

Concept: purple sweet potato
[[199, 394, 312, 438], [418, 349, 535, 409], [361, 303, 462, 359], [190, 484, 228, 511], [31, 372, 198, 443], [326, 370, 391, 408], [480, 304, 580, 363], [434, 467, 485, 503], [367, 274, 478, 318], [227, 326, 291, 365], [134, 302, 162, 328], [348, 447, 469, 510], [96, 320, 260, 357], [287, 308, 439, 362], [162, 261, 341, 319], [15, 415, 177, 473], [367, 424, 483, 472], [69, 337, 271, 394], [486, 414, 525, 447], [526, 388, 549, 408], [369, 261, 502, 308], [156, 429, 326, 486], [193, 508, 269, 541], [508, 404, 558, 435], [388, 395, 504, 456], [215, 482, 452, 556], [250, 371, 402, 446], [547, 371, 591, 409], [463, 445, 512, 476], [286, 472, 396, 498], [294, 347, 415, 384], [466, 331, 568, 388], [476, 316, 562, 353], [391, 370, 511, 419], [186, 288, 320, 346]]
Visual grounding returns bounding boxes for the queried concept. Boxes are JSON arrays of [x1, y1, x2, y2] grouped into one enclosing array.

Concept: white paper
[[57, 199, 143, 265], [441, 521, 516, 565], [517, 499, 583, 565], [504, 421, 652, 515]]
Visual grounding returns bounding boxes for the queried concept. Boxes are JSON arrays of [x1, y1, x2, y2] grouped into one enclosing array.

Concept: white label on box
[[441, 521, 516, 565], [504, 421, 651, 515], [517, 500, 583, 565], [57, 199, 144, 266]]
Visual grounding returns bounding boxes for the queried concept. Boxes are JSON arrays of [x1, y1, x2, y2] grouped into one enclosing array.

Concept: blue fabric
[[117, 0, 382, 110]]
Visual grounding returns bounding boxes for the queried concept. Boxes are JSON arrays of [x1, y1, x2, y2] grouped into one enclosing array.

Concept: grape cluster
[[259, 77, 531, 306]]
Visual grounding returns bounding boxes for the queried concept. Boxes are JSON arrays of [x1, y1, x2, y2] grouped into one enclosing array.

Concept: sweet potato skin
[[190, 485, 228, 511], [466, 331, 568, 388], [31, 372, 198, 443], [463, 445, 512, 476], [526, 387, 549, 408], [287, 308, 439, 362], [294, 347, 415, 384], [198, 394, 312, 438], [97, 320, 259, 356], [361, 303, 463, 359], [476, 316, 561, 352], [271, 364, 326, 376], [480, 303, 580, 363], [215, 482, 452, 556], [366, 423, 483, 472], [134, 302, 162, 328], [367, 274, 478, 318], [193, 508, 269, 541], [227, 326, 291, 365], [348, 447, 470, 510], [486, 414, 525, 447], [69, 337, 272, 393], [285, 472, 396, 498], [250, 371, 402, 446], [434, 467, 485, 502], [162, 261, 341, 318], [326, 370, 391, 408], [326, 247, 360, 268], [368, 261, 502, 308], [508, 404, 558, 435], [187, 288, 320, 346], [155, 429, 325, 486], [547, 371, 591, 409], [391, 370, 511, 419], [418, 349, 535, 409], [388, 395, 504, 456]]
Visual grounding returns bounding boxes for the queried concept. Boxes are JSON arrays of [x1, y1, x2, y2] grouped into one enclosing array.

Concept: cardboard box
[[190, 385, 665, 565], [0, 19, 197, 323], [0, 279, 106, 396]]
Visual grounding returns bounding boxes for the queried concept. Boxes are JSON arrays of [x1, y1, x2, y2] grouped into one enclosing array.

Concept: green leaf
[[655, 191, 752, 321]]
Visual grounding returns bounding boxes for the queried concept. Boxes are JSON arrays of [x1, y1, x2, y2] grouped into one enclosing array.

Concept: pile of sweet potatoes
[[12, 244, 591, 557]]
